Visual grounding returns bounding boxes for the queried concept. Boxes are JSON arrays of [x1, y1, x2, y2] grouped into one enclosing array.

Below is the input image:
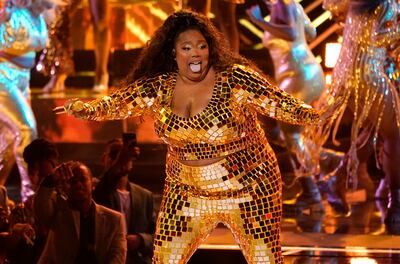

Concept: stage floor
[[6, 88, 399, 263]]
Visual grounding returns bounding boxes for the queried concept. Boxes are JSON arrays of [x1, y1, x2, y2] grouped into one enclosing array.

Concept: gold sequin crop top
[[0, 8, 48, 56], [77, 64, 320, 160]]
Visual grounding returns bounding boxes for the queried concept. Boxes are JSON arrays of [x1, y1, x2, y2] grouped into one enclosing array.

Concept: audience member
[[3, 138, 60, 264], [0, 189, 35, 263], [34, 161, 127, 264], [94, 136, 156, 264], [0, 186, 7, 211]]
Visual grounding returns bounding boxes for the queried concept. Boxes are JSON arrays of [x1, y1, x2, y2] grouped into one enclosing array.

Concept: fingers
[[21, 224, 35, 245], [246, 5, 262, 21], [55, 162, 74, 183], [12, 223, 35, 243], [53, 106, 66, 114], [53, 99, 85, 116]]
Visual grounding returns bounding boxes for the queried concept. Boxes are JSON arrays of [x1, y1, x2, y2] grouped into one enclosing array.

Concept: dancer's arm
[[59, 75, 164, 121], [298, 2, 316, 41], [230, 64, 320, 125], [246, 4, 298, 41]]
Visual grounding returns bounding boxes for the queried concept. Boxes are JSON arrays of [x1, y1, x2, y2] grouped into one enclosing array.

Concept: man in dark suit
[[34, 161, 127, 264], [93, 136, 156, 264]]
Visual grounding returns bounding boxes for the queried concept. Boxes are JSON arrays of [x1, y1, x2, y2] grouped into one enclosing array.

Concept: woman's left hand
[[246, 5, 263, 23], [318, 96, 345, 124]]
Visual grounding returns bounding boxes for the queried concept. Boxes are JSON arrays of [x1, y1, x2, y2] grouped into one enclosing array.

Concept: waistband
[[168, 132, 264, 160]]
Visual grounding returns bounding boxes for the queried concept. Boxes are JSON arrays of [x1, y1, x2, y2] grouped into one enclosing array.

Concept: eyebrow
[[178, 40, 207, 46]]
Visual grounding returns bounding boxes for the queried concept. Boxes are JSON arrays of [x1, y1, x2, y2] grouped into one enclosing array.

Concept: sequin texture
[[73, 64, 320, 263]]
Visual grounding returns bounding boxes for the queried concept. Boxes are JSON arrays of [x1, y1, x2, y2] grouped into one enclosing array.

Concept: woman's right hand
[[53, 99, 86, 117]]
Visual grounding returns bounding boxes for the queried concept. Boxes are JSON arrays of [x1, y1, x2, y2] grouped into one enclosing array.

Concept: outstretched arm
[[246, 4, 298, 41], [298, 2, 317, 41], [230, 65, 320, 125], [58, 75, 163, 121]]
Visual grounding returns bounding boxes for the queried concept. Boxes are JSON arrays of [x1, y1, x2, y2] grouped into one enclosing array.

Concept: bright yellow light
[[146, 4, 169, 20], [350, 258, 377, 264], [325, 73, 332, 85], [325, 42, 342, 68], [311, 11, 331, 28], [239, 19, 264, 39]]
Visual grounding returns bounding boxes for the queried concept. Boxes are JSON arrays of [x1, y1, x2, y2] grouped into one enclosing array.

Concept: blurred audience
[[34, 161, 127, 263], [6, 138, 60, 263], [0, 189, 35, 264], [0, 186, 7, 211], [0, 138, 59, 263], [94, 135, 156, 264]]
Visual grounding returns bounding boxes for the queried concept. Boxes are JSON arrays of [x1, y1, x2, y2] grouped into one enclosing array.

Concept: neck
[[117, 176, 129, 191], [70, 198, 92, 214]]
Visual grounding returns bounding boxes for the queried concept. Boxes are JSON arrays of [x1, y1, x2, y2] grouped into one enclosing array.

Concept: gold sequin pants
[[153, 144, 283, 264]]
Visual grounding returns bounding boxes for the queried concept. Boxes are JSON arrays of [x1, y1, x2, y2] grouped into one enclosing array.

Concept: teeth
[[189, 63, 201, 73]]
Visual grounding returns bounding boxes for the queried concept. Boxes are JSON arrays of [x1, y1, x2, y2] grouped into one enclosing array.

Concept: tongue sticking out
[[190, 63, 201, 73]]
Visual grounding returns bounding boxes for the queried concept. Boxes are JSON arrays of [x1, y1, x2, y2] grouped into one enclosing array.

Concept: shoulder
[[138, 72, 171, 84], [96, 203, 123, 219], [129, 182, 153, 197], [134, 72, 172, 94], [230, 64, 265, 80]]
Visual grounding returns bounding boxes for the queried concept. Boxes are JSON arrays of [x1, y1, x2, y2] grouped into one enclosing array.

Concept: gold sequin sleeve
[[230, 64, 320, 125], [70, 75, 163, 121]]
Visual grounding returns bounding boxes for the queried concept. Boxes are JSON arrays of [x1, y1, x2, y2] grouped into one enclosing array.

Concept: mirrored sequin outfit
[[0, 8, 48, 201], [262, 2, 325, 175], [73, 64, 320, 263], [308, 0, 400, 186]]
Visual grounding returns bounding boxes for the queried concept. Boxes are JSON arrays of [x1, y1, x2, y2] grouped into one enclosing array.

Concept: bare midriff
[[0, 51, 36, 68], [179, 156, 225, 166]]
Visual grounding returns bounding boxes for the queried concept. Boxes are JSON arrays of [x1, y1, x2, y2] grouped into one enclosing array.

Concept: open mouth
[[189, 62, 201, 73]]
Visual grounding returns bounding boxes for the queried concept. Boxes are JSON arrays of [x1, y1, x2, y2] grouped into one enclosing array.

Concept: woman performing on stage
[[56, 10, 335, 263]]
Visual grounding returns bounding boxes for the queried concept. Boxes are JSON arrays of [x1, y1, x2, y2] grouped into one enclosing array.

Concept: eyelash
[[181, 44, 208, 51]]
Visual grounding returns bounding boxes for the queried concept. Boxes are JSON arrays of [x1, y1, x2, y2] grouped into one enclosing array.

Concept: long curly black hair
[[125, 9, 252, 83]]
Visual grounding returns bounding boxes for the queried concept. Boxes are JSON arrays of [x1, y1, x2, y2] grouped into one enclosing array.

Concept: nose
[[191, 48, 201, 57]]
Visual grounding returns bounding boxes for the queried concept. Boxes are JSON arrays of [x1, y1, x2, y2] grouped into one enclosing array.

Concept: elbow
[[306, 29, 317, 42], [286, 30, 298, 42]]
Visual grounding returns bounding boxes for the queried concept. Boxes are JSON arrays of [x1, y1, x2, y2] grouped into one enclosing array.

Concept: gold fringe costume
[[68, 64, 319, 263], [306, 0, 400, 188]]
